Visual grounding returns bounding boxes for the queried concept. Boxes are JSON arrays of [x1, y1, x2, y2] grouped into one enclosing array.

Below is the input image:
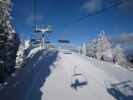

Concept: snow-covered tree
[[86, 30, 113, 61], [16, 41, 25, 68], [113, 45, 129, 67], [95, 30, 113, 60], [0, 0, 19, 82], [80, 42, 87, 55], [16, 40, 30, 68], [86, 30, 132, 69], [86, 39, 97, 58]]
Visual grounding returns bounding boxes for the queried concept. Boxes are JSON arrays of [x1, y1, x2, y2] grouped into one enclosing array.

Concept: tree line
[[0, 0, 20, 83]]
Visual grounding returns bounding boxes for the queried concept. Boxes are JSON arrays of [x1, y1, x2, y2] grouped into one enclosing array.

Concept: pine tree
[[0, 0, 19, 82], [0, 23, 8, 82]]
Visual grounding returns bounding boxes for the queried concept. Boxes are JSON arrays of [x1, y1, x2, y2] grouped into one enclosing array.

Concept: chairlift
[[31, 0, 53, 49], [30, 38, 42, 45], [32, 0, 53, 34], [31, 38, 41, 42], [33, 25, 53, 33], [58, 39, 70, 43], [33, 26, 41, 33], [71, 66, 88, 90], [45, 41, 51, 44]]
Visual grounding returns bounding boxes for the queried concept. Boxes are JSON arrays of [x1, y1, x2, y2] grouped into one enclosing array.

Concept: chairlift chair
[[30, 37, 42, 46], [71, 66, 88, 90], [33, 25, 53, 33], [45, 40, 50, 44], [58, 39, 70, 43]]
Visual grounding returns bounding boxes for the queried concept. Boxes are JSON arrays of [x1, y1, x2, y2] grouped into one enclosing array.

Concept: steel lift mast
[[32, 0, 52, 49]]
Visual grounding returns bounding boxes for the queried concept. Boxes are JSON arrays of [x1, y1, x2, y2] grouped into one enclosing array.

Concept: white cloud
[[82, 0, 133, 15], [111, 33, 133, 44], [82, 0, 103, 14]]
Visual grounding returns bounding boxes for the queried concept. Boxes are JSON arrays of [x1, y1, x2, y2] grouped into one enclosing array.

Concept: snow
[[13, 47, 133, 100], [37, 50, 133, 100], [86, 56, 133, 81], [24, 40, 30, 49], [16, 40, 31, 68], [27, 46, 42, 59]]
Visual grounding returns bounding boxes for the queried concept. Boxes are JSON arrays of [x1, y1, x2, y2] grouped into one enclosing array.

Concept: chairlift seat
[[58, 40, 70, 43], [71, 73, 88, 90], [46, 41, 50, 43]]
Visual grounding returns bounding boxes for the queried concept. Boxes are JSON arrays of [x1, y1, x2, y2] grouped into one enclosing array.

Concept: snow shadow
[[0, 50, 58, 100], [106, 80, 133, 100], [26, 50, 59, 100]]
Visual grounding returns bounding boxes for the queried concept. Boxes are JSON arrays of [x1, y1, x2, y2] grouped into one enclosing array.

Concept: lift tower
[[31, 0, 52, 49]]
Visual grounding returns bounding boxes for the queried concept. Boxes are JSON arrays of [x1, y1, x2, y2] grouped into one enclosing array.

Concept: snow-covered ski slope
[[39, 49, 133, 100]]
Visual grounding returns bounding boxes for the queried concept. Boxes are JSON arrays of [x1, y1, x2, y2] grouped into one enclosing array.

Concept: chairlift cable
[[58, 0, 127, 41], [33, 0, 37, 29], [62, 0, 124, 30]]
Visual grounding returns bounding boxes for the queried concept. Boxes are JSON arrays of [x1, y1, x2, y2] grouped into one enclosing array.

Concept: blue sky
[[11, 0, 133, 50]]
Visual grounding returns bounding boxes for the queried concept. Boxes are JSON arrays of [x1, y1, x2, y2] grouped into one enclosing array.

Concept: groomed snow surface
[[37, 49, 133, 100]]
